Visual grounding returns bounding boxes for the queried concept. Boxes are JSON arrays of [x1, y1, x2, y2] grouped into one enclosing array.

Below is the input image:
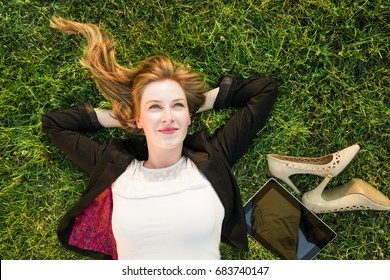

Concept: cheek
[[179, 111, 191, 126], [136, 113, 157, 130]]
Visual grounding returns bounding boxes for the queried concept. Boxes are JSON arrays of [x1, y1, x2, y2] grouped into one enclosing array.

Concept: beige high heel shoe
[[302, 178, 390, 213], [267, 144, 360, 193]]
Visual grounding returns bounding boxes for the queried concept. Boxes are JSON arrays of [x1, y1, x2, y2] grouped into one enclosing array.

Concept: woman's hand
[[94, 108, 123, 128], [196, 87, 219, 113]]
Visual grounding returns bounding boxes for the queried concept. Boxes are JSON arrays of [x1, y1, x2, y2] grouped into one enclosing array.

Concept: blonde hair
[[50, 17, 207, 134]]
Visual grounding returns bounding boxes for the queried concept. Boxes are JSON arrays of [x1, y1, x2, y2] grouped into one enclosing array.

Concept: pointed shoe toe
[[302, 178, 390, 213], [267, 144, 360, 194]]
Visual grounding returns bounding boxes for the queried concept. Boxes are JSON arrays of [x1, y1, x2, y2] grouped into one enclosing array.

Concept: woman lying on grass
[[42, 17, 277, 260]]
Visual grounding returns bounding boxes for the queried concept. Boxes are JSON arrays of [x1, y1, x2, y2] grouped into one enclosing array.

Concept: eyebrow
[[145, 98, 186, 104]]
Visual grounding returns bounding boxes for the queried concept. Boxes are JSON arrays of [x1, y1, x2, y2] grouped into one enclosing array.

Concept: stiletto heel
[[267, 144, 360, 193], [269, 172, 301, 193], [303, 178, 390, 213]]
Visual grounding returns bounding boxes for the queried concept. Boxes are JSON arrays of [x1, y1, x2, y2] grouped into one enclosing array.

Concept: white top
[[111, 156, 224, 260]]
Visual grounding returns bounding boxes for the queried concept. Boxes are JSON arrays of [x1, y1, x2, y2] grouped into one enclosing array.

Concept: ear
[[188, 114, 192, 126], [136, 118, 143, 129]]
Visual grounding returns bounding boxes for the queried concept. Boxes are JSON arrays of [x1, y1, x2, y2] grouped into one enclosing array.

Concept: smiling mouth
[[158, 128, 178, 134]]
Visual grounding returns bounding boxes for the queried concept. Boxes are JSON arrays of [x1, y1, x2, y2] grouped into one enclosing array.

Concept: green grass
[[1, 0, 389, 260]]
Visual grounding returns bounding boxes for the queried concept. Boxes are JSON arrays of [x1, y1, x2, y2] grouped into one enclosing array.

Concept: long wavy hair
[[50, 17, 207, 134]]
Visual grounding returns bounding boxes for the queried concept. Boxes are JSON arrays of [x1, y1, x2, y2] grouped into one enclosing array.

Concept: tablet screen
[[244, 178, 336, 260]]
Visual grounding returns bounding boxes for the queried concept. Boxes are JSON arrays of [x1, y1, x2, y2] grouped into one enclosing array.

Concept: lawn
[[0, 0, 389, 260]]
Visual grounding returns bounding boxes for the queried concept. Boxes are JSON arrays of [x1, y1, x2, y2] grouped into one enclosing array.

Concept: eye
[[173, 102, 185, 108], [149, 104, 161, 110]]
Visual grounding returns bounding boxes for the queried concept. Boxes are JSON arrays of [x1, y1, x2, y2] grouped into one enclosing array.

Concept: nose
[[161, 108, 174, 123]]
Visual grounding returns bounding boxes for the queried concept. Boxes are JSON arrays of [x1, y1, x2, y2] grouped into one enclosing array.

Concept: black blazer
[[42, 77, 278, 259]]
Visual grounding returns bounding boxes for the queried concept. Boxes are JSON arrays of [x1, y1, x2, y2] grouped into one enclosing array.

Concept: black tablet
[[244, 178, 336, 260]]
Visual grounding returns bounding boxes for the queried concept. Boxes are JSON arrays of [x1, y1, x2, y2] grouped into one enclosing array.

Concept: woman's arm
[[211, 77, 278, 166], [42, 103, 106, 174]]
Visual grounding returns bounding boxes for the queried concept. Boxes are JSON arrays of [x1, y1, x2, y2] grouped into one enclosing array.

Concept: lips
[[158, 127, 178, 134]]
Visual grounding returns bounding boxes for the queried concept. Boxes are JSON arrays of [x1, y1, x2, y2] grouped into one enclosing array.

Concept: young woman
[[42, 17, 278, 260]]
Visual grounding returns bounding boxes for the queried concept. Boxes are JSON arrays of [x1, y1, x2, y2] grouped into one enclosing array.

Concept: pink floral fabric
[[69, 186, 118, 259]]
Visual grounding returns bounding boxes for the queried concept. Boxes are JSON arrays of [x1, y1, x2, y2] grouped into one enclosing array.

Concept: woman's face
[[136, 79, 191, 151]]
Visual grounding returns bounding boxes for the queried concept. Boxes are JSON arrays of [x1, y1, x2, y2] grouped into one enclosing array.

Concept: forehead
[[141, 79, 186, 103]]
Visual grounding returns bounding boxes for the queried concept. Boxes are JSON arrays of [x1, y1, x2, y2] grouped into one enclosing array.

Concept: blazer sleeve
[[42, 102, 106, 175], [212, 77, 278, 166]]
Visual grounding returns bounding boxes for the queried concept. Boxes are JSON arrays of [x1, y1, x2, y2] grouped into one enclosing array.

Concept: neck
[[144, 146, 183, 169]]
